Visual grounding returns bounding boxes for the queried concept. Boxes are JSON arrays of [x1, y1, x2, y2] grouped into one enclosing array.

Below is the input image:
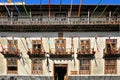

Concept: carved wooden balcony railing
[[32, 70, 43, 74], [103, 48, 120, 57], [1, 48, 21, 58], [7, 71, 17, 74], [77, 48, 96, 58], [27, 49, 46, 58], [103, 39, 120, 57], [79, 70, 90, 74], [0, 17, 120, 25], [105, 70, 117, 74], [49, 48, 74, 58]]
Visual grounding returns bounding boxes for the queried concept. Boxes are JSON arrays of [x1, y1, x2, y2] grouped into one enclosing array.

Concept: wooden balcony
[[1, 48, 21, 58], [103, 48, 120, 58], [77, 49, 96, 58], [7, 71, 17, 74], [49, 49, 74, 58], [27, 49, 46, 58], [105, 70, 117, 74], [32, 70, 42, 74], [80, 70, 90, 74]]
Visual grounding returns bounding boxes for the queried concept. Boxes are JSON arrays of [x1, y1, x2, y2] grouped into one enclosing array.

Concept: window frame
[[104, 59, 117, 74], [8, 40, 18, 54], [80, 39, 90, 54], [32, 40, 42, 54], [55, 39, 66, 54], [79, 59, 91, 74], [31, 58, 43, 74], [7, 58, 18, 74], [106, 39, 117, 54]]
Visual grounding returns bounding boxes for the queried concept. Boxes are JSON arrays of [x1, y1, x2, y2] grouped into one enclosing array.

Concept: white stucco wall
[[0, 32, 120, 76]]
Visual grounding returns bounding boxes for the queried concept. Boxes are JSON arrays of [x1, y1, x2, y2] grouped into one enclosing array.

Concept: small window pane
[[32, 58, 43, 74], [7, 58, 17, 74], [80, 59, 90, 74]]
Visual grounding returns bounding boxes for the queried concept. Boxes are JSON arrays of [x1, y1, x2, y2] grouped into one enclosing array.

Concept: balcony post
[[30, 9, 32, 21], [88, 10, 90, 24], [109, 11, 111, 22], [10, 9, 13, 24]]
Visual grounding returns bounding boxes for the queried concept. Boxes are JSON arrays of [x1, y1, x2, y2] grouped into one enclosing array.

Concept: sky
[[1, 0, 120, 5]]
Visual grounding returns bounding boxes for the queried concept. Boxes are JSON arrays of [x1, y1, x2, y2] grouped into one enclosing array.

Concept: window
[[31, 58, 43, 74], [80, 40, 90, 54], [55, 39, 66, 54], [8, 40, 18, 54], [32, 40, 42, 54], [7, 58, 17, 74], [105, 39, 117, 54], [105, 59, 117, 74], [79, 59, 91, 74]]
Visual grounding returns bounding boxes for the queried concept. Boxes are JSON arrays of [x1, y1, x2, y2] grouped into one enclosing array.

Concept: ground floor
[[0, 76, 120, 80]]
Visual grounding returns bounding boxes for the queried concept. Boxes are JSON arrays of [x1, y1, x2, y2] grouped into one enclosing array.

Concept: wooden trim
[[105, 39, 117, 54], [8, 40, 18, 54], [32, 40, 42, 54], [31, 58, 43, 74], [79, 59, 91, 74], [55, 39, 66, 54], [79, 39, 90, 54], [7, 58, 18, 74], [71, 71, 78, 75], [104, 59, 117, 74]]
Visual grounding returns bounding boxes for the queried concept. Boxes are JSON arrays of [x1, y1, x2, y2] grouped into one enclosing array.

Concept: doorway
[[54, 64, 67, 80]]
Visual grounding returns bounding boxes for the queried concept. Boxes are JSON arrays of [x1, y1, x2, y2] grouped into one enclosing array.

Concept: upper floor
[[0, 5, 119, 26]]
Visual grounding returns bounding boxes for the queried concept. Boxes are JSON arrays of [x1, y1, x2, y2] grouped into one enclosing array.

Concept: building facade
[[0, 4, 120, 80]]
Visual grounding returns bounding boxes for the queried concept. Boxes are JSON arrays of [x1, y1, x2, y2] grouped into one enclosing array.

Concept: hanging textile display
[[60, 0, 62, 12], [14, 3, 21, 16], [92, 0, 102, 14], [47, 37, 51, 53], [95, 35, 100, 52], [99, 5, 109, 17], [41, 37, 45, 52], [78, 0, 82, 17], [0, 39, 5, 52], [12, 37, 18, 53], [48, 0, 51, 17], [71, 36, 74, 53], [69, 0, 73, 17], [20, 0, 29, 16], [1, 0, 11, 16]]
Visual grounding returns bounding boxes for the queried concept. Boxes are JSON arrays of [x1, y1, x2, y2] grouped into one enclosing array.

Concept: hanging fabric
[[20, 0, 29, 16], [91, 0, 102, 14], [1, 0, 11, 16], [71, 36, 74, 53], [112, 7, 119, 16], [95, 35, 100, 52], [0, 39, 5, 52], [14, 3, 21, 16], [12, 36, 18, 53], [48, 0, 51, 17], [60, 0, 62, 12], [24, 37, 30, 52], [69, 0, 73, 17], [78, 0, 82, 17], [77, 35, 80, 52], [47, 37, 51, 53], [99, 5, 109, 17], [41, 37, 45, 53], [40, 0, 42, 13]]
